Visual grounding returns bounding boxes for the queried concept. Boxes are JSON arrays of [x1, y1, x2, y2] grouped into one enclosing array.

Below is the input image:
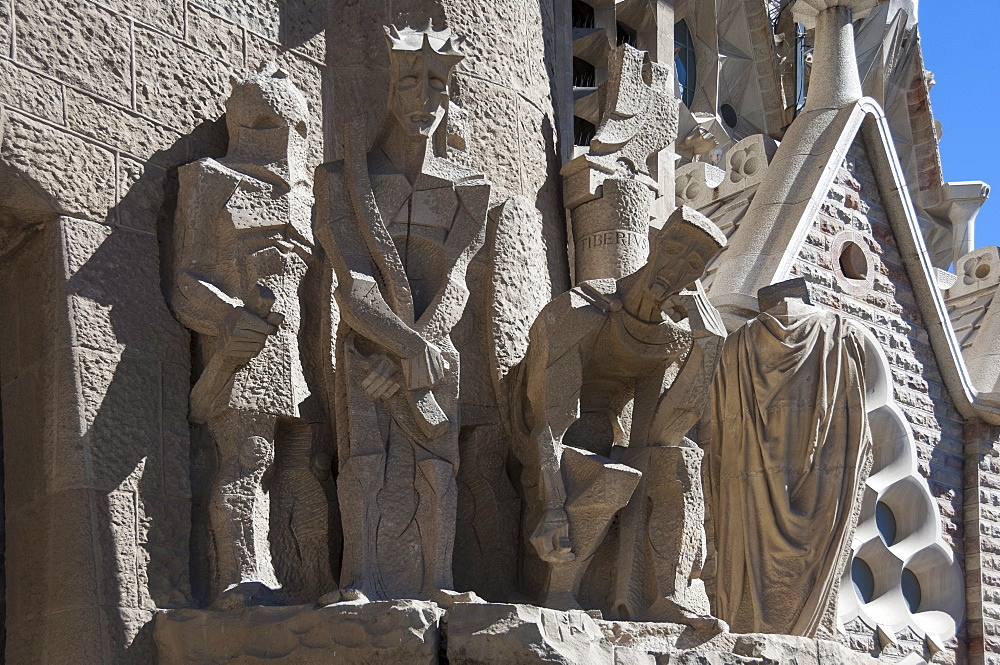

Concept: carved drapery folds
[[708, 279, 872, 636]]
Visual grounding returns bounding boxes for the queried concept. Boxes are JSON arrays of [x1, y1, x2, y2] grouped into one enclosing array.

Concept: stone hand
[[361, 356, 401, 400], [219, 307, 281, 360], [401, 340, 446, 390], [530, 507, 575, 563]]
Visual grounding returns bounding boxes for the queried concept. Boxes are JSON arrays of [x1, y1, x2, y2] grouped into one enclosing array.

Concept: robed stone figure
[[708, 280, 872, 636], [315, 24, 488, 603]]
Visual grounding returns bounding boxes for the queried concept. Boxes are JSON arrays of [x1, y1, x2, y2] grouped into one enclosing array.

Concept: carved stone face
[[389, 51, 453, 138], [646, 227, 718, 300]]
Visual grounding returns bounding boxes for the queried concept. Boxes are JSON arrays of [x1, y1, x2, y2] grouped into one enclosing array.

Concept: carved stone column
[[793, 0, 875, 112]]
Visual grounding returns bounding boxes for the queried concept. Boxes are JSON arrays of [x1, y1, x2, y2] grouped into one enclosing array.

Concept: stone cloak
[[708, 307, 871, 636]]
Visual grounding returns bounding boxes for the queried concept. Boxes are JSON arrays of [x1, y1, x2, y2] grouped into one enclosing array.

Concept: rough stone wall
[[790, 138, 966, 664], [0, 1, 328, 662], [965, 421, 1000, 665]]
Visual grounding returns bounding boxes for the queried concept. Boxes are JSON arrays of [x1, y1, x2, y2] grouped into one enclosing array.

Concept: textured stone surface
[[153, 602, 881, 664], [447, 602, 615, 664], [192, 0, 282, 42], [100, 0, 184, 36], [0, 57, 64, 123], [14, 0, 132, 105], [155, 600, 443, 665], [1, 113, 116, 221], [185, 3, 245, 67], [134, 27, 232, 132], [65, 89, 184, 164]]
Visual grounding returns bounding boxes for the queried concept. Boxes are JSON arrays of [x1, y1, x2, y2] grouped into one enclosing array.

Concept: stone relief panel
[[0, 0, 987, 661], [131, 9, 966, 665]]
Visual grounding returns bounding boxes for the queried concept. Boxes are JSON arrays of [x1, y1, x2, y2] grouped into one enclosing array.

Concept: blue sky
[[919, 1, 1000, 250]]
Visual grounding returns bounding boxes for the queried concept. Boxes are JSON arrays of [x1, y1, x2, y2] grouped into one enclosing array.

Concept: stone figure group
[[167, 20, 873, 639]]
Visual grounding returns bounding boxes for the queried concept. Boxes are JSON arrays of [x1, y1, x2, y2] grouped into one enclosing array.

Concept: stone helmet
[[226, 61, 309, 136]]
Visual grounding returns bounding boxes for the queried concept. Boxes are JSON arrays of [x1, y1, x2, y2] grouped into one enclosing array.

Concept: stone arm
[[314, 164, 439, 386], [523, 345, 581, 563], [172, 271, 244, 337], [169, 162, 244, 337], [649, 282, 727, 446]]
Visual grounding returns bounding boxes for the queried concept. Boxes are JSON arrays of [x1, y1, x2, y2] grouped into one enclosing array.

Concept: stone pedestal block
[[447, 602, 615, 665], [154, 600, 443, 665], [153, 601, 881, 664]]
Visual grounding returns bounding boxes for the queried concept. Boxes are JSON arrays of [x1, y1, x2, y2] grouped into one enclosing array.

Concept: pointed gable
[[710, 97, 1000, 425]]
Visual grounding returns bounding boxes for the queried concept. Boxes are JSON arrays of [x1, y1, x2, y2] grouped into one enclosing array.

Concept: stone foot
[[653, 597, 728, 635], [425, 589, 486, 607], [211, 581, 279, 610], [318, 588, 371, 606]]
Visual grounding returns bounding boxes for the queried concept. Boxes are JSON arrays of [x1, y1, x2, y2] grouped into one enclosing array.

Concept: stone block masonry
[[0, 2, 329, 662], [792, 138, 968, 663]]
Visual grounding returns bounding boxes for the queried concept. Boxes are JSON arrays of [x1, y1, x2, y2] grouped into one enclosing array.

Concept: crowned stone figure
[[315, 23, 489, 604], [169, 63, 334, 609]]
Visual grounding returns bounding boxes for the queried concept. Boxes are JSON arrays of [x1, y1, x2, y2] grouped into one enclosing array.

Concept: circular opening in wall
[[720, 103, 738, 129], [839, 241, 869, 280], [852, 557, 875, 604], [976, 263, 991, 279], [876, 501, 897, 546], [902, 568, 922, 613]]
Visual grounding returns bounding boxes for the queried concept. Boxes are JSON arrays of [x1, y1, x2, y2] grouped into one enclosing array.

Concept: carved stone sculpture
[[514, 206, 727, 615], [708, 279, 873, 636], [314, 23, 489, 604], [169, 63, 334, 608], [561, 43, 678, 282]]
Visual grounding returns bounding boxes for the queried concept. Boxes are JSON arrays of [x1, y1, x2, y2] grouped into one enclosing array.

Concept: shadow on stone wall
[[63, 125, 216, 661], [280, 0, 326, 53]]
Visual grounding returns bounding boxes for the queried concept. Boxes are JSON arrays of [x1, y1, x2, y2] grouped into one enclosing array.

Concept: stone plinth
[[154, 600, 443, 665], [153, 601, 879, 664]]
